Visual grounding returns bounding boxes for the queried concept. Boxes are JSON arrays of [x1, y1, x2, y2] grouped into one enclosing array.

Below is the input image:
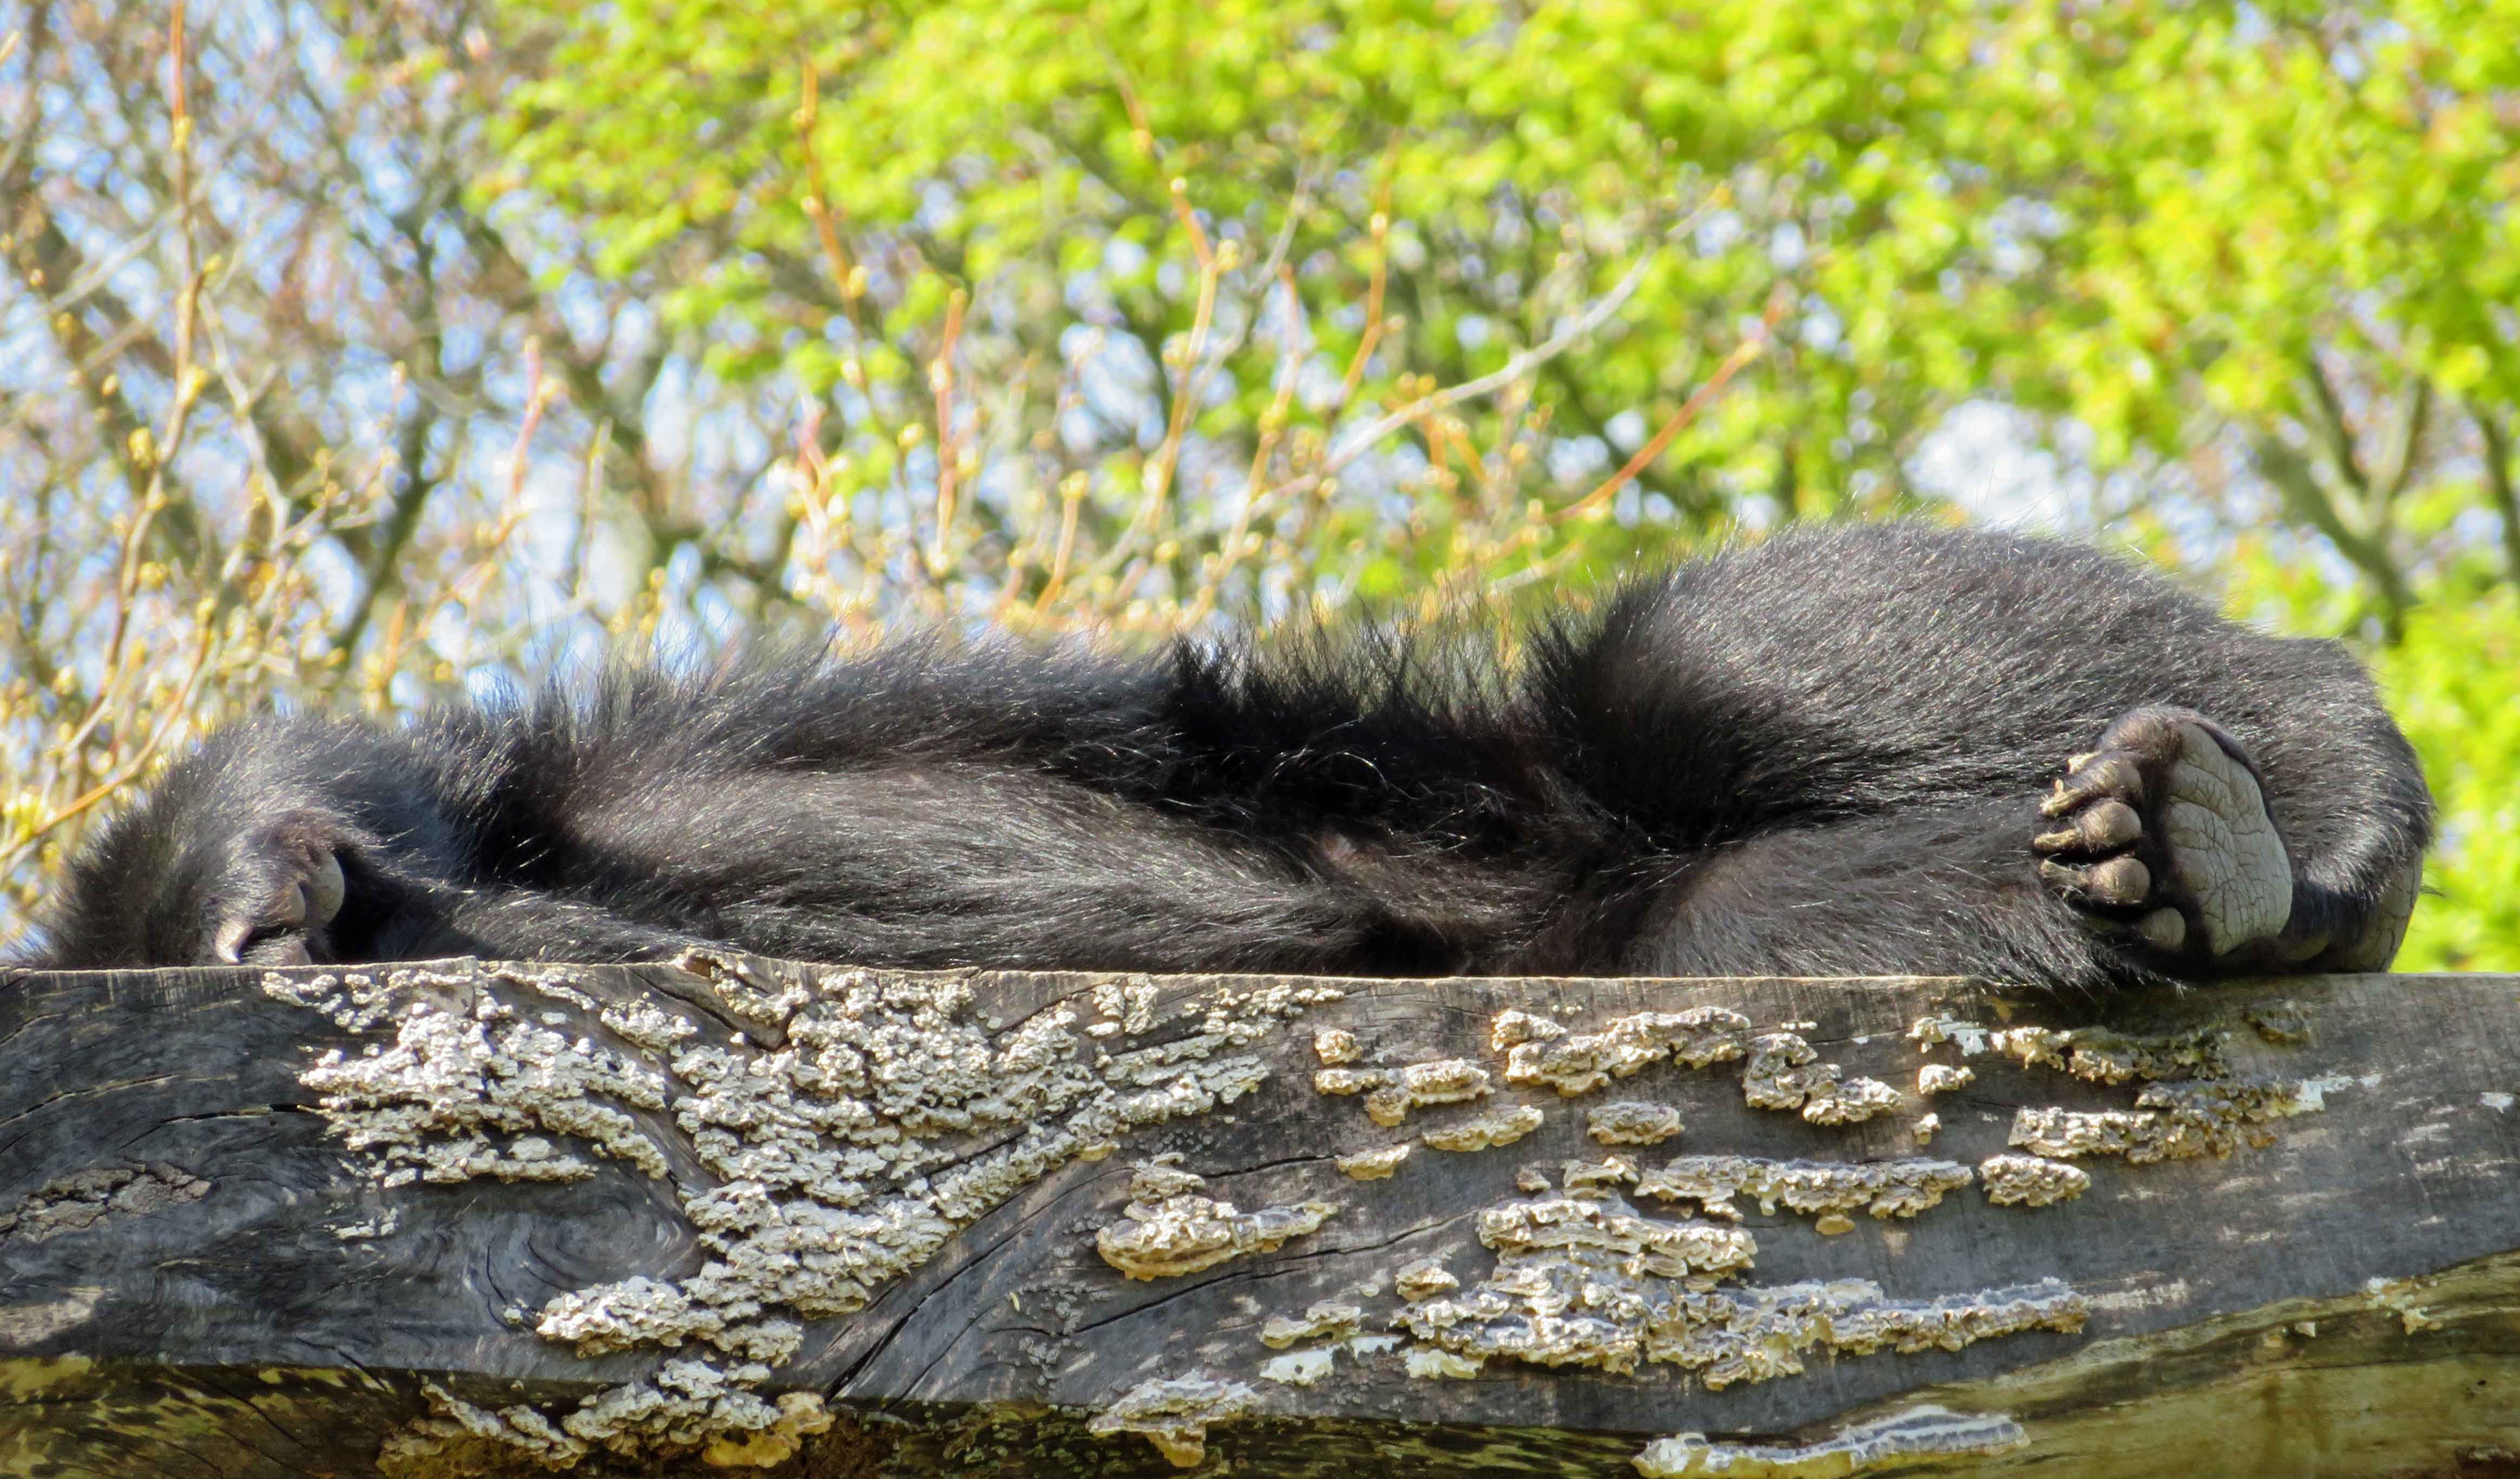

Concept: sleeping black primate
[[19, 524, 2432, 991]]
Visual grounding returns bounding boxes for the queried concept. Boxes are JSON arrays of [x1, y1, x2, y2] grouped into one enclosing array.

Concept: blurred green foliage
[[2222, 538, 2520, 971], [494, 1, 2514, 566]]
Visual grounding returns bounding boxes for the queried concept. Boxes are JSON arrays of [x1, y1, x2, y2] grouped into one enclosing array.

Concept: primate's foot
[[209, 817, 350, 967], [2034, 707, 2294, 959]]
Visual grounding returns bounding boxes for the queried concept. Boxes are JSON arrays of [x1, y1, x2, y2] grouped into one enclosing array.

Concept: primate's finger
[[2032, 799, 2141, 854], [2039, 855, 2151, 908], [2041, 755, 2146, 817]]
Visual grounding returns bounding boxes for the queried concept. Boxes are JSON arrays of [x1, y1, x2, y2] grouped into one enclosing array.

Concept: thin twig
[[926, 288, 968, 576], [1255, 247, 1661, 510], [1555, 292, 1785, 524]]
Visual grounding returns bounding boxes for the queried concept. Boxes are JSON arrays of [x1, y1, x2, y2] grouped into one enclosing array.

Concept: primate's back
[[22, 524, 2431, 994]]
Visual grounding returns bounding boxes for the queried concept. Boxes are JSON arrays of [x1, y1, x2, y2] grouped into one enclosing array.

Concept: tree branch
[[2473, 401, 2520, 593]]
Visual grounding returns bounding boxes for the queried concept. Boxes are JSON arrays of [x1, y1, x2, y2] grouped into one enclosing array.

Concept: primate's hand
[[207, 814, 352, 967]]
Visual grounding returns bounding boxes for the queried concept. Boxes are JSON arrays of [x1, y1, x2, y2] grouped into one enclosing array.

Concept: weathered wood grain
[[2, 957, 2516, 1477]]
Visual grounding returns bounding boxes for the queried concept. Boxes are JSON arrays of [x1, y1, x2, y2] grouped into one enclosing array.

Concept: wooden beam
[[3, 957, 2516, 1476]]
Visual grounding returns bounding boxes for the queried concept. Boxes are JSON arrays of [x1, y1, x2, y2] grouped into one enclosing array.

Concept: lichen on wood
[[9, 961, 2518, 1476]]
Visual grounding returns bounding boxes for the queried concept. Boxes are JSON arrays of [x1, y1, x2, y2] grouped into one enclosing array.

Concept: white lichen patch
[[1126, 1158, 1209, 1199], [1984, 1024, 2228, 1085], [1422, 1103, 1544, 1151], [1587, 1101, 1684, 1146], [2010, 1077, 2311, 1164], [1799, 1075, 1903, 1125], [267, 961, 1339, 1464], [1335, 1143, 1411, 1180], [1913, 1113, 1941, 1146], [1394, 1258, 1460, 1301], [599, 998, 701, 1054], [1259, 1348, 1335, 1386], [1906, 1015, 1991, 1055], [1259, 1299, 1362, 1349], [291, 995, 672, 1186], [1086, 1372, 1258, 1469], [1364, 1057, 1492, 1127], [1399, 1187, 2082, 1384], [1477, 1191, 1757, 1281], [1633, 1405, 2028, 1477], [2243, 999, 2310, 1046], [1918, 1063, 1973, 1095], [1501, 1007, 1749, 1096], [1097, 1177, 1338, 1280], [1979, 1154, 2090, 1207], [0, 1162, 210, 1245], [1634, 1155, 1974, 1224]]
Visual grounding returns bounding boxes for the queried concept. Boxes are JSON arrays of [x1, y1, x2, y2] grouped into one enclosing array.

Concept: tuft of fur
[[19, 525, 2432, 992]]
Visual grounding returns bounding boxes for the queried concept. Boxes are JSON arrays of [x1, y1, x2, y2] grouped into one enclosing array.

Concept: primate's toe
[[2037, 706, 2294, 959]]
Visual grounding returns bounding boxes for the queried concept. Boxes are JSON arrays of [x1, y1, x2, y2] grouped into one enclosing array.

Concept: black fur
[[18, 525, 2433, 991]]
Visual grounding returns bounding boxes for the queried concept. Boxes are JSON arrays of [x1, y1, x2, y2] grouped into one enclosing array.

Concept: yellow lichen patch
[[1335, 1143, 1411, 1180], [1312, 1027, 1363, 1065], [1362, 1057, 1492, 1127], [1913, 1112, 1941, 1146], [1259, 1299, 1363, 1350], [1086, 1372, 1258, 1469], [1489, 1008, 1565, 1051], [1633, 1405, 2028, 1477], [1313, 1066, 1387, 1095], [2365, 1276, 2442, 1335], [1633, 1155, 1973, 1224], [1741, 1033, 1837, 1111], [1501, 1007, 1750, 1096], [1394, 1258, 1460, 1301], [1587, 1100, 1684, 1146], [1404, 1347, 1486, 1379], [1421, 1103, 1544, 1151], [1918, 1063, 1973, 1095], [1979, 1153, 2090, 1207], [1558, 1156, 1641, 1195]]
